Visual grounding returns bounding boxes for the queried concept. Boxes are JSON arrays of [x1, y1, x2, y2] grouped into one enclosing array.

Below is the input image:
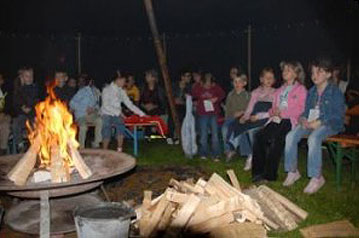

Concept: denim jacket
[[301, 83, 345, 132]]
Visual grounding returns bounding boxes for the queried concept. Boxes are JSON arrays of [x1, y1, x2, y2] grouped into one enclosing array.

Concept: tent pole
[[144, 0, 180, 139], [247, 24, 252, 91]]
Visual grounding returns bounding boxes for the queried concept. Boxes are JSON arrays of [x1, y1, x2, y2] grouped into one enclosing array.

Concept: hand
[[175, 98, 184, 105], [308, 120, 321, 130], [145, 103, 157, 111], [250, 115, 258, 122], [239, 117, 247, 124], [234, 111, 244, 118], [272, 107, 281, 117], [86, 107, 95, 114], [299, 117, 309, 129], [22, 105, 31, 114], [210, 97, 218, 103]]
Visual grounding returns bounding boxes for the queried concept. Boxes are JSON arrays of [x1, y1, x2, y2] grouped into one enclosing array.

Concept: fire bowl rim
[[0, 149, 136, 192]]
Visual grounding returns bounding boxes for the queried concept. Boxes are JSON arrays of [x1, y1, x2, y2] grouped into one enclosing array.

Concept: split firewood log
[[7, 135, 41, 186]]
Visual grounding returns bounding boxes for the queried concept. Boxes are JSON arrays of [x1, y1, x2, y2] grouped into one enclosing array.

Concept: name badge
[[308, 108, 320, 122]]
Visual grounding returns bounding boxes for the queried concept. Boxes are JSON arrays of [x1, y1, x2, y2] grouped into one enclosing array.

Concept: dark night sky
[[0, 0, 358, 91], [0, 0, 355, 36]]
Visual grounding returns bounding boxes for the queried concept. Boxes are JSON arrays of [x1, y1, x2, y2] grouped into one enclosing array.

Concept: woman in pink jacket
[[252, 61, 307, 183]]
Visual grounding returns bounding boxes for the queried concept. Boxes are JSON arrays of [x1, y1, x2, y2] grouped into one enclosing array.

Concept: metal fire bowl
[[0, 149, 136, 198]]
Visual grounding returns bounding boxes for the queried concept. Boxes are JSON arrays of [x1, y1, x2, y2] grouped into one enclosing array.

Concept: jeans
[[284, 125, 336, 178], [198, 115, 220, 157], [102, 115, 126, 140], [229, 127, 261, 156], [222, 118, 236, 151]]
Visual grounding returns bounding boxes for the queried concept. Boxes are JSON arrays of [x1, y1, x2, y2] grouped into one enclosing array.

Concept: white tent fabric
[[181, 95, 197, 158]]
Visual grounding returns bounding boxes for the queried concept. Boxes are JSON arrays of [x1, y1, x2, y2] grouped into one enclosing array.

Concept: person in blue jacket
[[283, 58, 345, 194]]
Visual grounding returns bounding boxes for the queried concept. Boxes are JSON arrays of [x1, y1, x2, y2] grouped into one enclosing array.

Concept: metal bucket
[[74, 202, 134, 238]]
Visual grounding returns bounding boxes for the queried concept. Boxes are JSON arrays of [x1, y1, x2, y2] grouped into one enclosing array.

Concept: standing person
[[222, 74, 250, 154], [101, 74, 145, 152], [0, 73, 11, 155], [225, 67, 276, 166], [167, 70, 192, 145], [12, 67, 39, 152], [283, 59, 345, 194], [140, 70, 166, 116], [192, 73, 225, 160], [70, 77, 102, 149], [53, 70, 72, 103], [251, 61, 307, 183]]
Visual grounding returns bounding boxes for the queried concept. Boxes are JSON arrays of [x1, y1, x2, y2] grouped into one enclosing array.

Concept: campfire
[[7, 82, 92, 186]]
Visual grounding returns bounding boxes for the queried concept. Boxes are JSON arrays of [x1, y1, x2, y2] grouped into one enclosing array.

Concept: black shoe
[[252, 175, 265, 183]]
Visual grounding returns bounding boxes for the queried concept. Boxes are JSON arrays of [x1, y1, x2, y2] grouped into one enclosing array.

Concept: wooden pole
[[162, 33, 167, 61], [143, 0, 180, 138], [247, 24, 252, 91], [77, 32, 82, 75]]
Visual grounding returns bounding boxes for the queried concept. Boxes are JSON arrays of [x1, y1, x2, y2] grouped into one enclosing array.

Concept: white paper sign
[[203, 100, 214, 112], [308, 108, 320, 122]]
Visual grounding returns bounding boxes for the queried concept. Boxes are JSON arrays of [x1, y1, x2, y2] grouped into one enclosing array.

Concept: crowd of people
[[0, 57, 358, 194]]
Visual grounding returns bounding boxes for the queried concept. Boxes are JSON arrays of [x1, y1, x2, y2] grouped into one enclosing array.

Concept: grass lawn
[[129, 139, 359, 238]]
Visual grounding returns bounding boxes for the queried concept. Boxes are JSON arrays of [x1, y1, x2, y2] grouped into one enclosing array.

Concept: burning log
[[7, 135, 41, 186], [68, 141, 92, 179], [7, 82, 93, 186], [50, 145, 70, 183]]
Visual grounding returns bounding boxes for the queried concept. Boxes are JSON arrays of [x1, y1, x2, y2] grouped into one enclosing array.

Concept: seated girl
[[225, 67, 276, 167], [251, 61, 307, 183], [283, 58, 345, 194]]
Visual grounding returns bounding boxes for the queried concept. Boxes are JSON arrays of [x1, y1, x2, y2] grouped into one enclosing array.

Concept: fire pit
[[0, 83, 137, 236], [0, 149, 136, 235], [0, 149, 136, 198]]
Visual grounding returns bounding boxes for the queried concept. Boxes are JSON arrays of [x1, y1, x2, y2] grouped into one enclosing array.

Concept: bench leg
[[134, 126, 138, 157], [335, 145, 343, 191]]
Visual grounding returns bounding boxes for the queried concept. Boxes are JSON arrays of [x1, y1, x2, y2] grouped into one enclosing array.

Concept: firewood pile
[[134, 170, 308, 237]]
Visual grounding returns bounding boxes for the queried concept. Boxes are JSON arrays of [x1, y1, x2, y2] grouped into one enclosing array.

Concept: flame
[[26, 81, 79, 168]]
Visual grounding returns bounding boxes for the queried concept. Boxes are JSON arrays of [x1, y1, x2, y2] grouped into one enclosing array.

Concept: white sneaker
[[174, 139, 180, 145], [200, 156, 207, 160], [166, 138, 174, 145], [283, 170, 301, 187], [243, 155, 252, 171], [117, 147, 123, 152], [304, 176, 325, 194]]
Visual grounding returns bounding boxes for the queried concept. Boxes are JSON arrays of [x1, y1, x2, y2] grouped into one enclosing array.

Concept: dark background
[[0, 0, 358, 91]]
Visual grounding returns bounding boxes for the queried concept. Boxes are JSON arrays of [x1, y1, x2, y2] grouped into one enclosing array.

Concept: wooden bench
[[325, 106, 359, 190], [325, 134, 359, 190]]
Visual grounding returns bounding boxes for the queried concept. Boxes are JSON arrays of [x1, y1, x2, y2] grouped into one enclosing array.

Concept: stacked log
[[134, 170, 307, 237]]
